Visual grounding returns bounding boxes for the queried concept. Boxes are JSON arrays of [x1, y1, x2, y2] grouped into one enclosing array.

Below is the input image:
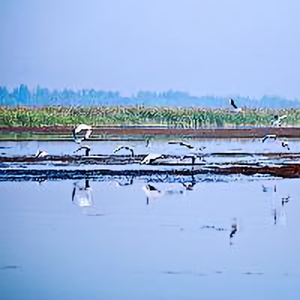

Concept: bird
[[35, 150, 48, 158], [168, 141, 194, 149], [271, 115, 287, 127], [168, 141, 207, 152], [74, 145, 91, 156], [282, 195, 291, 206], [261, 135, 290, 150], [229, 98, 242, 113], [72, 124, 92, 143], [281, 141, 290, 150], [140, 153, 166, 165], [113, 146, 134, 157], [262, 134, 277, 143], [181, 153, 206, 167]]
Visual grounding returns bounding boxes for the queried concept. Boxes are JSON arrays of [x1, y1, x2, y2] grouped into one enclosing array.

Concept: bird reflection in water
[[143, 183, 185, 205], [114, 175, 134, 187], [229, 218, 238, 245], [181, 174, 197, 191], [72, 180, 103, 216]]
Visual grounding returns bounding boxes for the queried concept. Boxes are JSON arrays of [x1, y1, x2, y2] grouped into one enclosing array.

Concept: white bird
[[72, 124, 92, 143], [229, 98, 242, 113], [74, 145, 91, 156], [140, 153, 166, 164], [271, 115, 287, 127], [113, 146, 134, 157], [35, 150, 48, 158]]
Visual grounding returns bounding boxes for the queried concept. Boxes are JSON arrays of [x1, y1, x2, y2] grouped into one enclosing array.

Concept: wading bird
[[72, 124, 92, 143], [140, 153, 166, 165], [74, 145, 91, 156], [35, 150, 48, 158], [113, 146, 134, 157], [229, 98, 242, 113]]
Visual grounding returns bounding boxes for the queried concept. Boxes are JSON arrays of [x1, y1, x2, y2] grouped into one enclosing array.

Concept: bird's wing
[[279, 115, 287, 120], [230, 99, 238, 109]]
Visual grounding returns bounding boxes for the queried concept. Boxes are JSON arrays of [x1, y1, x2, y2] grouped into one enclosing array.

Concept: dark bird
[[113, 146, 134, 157], [168, 141, 194, 149], [74, 145, 91, 156], [262, 134, 277, 143], [281, 141, 290, 150], [229, 98, 242, 113]]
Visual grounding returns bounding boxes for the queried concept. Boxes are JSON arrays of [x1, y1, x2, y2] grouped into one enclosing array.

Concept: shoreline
[[1, 126, 300, 140]]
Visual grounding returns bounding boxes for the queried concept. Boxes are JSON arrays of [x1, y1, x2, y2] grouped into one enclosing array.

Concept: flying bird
[[262, 134, 277, 143], [271, 115, 287, 127], [74, 145, 91, 156], [168, 141, 206, 152], [72, 124, 92, 143], [113, 146, 134, 157], [229, 98, 242, 113], [281, 141, 290, 150]]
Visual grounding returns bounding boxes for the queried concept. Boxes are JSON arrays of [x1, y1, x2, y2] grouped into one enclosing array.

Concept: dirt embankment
[[1, 126, 300, 138]]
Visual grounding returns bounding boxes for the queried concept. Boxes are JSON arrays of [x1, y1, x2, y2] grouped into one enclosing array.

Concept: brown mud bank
[[1, 164, 300, 180], [1, 126, 300, 139]]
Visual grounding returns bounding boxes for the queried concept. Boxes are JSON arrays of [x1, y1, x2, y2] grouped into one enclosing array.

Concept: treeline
[[1, 85, 300, 109]]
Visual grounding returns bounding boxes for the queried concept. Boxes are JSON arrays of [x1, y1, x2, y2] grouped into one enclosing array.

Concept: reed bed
[[1, 105, 300, 128]]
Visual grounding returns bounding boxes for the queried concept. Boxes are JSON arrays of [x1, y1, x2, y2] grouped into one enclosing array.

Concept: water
[[1, 176, 300, 300], [1, 138, 300, 158]]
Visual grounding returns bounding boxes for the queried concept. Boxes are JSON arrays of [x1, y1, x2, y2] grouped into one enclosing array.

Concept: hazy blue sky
[[0, 0, 299, 98]]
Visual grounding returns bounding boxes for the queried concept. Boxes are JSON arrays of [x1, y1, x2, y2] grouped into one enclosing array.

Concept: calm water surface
[[0, 176, 299, 300]]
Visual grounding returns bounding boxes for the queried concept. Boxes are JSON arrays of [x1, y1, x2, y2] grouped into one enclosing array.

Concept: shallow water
[[1, 138, 299, 158], [0, 176, 300, 300]]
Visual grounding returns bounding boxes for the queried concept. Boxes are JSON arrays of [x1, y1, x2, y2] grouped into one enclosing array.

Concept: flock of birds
[[35, 98, 291, 161]]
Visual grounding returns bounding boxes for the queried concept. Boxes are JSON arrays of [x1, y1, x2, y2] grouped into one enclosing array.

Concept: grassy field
[[1, 105, 300, 128]]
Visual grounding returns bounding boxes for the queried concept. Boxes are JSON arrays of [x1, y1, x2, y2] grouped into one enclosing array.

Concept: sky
[[0, 0, 300, 99]]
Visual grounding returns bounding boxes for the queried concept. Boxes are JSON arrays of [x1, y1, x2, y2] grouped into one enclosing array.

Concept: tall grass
[[1, 105, 300, 128]]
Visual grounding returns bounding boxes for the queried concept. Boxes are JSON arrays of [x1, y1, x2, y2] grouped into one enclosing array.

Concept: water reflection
[[71, 180, 102, 216], [142, 183, 185, 205], [1, 177, 300, 299]]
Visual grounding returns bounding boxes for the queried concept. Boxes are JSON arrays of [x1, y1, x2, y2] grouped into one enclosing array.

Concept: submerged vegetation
[[1, 106, 300, 128]]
